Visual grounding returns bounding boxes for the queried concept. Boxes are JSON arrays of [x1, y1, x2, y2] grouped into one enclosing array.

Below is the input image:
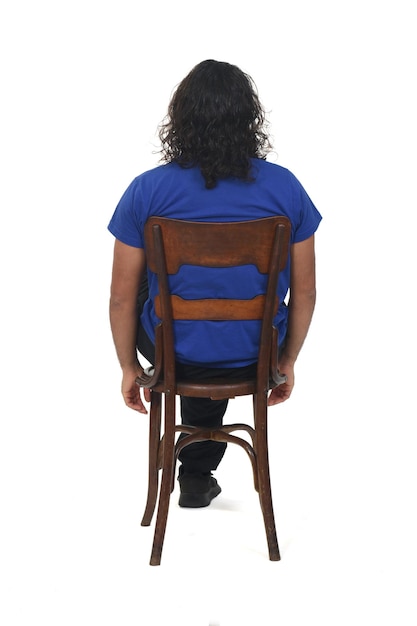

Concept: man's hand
[[268, 364, 294, 405], [121, 366, 151, 414]]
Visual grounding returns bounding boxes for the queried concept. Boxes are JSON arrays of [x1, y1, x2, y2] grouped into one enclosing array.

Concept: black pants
[[136, 275, 257, 474]]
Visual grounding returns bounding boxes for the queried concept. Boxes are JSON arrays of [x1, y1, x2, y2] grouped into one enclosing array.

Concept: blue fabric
[[108, 158, 322, 367]]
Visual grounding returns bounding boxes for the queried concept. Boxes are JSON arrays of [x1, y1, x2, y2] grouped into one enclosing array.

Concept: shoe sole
[[178, 483, 221, 508]]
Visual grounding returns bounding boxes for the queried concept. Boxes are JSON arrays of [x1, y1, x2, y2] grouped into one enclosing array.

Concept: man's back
[[108, 158, 321, 367]]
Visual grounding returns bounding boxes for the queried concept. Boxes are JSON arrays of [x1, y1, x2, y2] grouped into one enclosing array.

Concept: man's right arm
[[268, 234, 317, 405]]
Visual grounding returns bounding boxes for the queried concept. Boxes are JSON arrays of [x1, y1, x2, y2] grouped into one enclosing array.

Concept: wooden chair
[[136, 215, 291, 565]]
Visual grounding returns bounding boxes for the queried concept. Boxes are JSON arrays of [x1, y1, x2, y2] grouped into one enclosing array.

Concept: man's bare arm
[[109, 239, 149, 412], [268, 234, 317, 405]]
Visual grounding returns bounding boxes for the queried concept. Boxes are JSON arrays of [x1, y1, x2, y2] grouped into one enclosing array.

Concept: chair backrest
[[144, 216, 291, 322], [144, 216, 291, 390]]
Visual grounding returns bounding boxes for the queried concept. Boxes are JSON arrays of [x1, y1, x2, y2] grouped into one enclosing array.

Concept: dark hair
[[158, 60, 272, 189]]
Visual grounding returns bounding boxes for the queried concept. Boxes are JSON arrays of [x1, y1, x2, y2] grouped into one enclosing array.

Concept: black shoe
[[178, 472, 221, 508]]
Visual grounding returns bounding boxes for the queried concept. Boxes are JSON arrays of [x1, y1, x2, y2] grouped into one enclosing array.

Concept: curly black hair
[[158, 60, 272, 189]]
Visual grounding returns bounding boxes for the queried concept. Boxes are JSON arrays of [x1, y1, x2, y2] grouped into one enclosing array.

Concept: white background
[[1, 1, 416, 624]]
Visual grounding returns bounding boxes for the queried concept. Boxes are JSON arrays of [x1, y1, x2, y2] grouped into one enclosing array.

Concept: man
[[108, 59, 322, 508]]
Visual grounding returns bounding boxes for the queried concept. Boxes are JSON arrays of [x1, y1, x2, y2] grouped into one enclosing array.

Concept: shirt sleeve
[[289, 172, 322, 243], [107, 177, 144, 248]]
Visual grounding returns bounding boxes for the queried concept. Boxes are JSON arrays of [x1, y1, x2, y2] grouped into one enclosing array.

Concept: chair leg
[[254, 396, 281, 561], [141, 392, 162, 527], [258, 460, 280, 561], [149, 392, 176, 566]]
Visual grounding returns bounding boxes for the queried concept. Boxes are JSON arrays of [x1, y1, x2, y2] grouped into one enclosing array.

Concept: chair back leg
[[149, 392, 176, 566], [254, 393, 281, 561]]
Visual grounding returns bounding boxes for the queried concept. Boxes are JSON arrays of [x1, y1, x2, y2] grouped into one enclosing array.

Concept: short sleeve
[[289, 172, 322, 243], [107, 178, 144, 248]]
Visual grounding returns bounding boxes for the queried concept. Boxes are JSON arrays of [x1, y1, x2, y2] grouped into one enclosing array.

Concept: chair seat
[[163, 377, 257, 399], [139, 366, 287, 400]]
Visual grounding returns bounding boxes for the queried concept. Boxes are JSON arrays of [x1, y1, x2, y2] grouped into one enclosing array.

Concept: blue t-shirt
[[108, 158, 322, 367]]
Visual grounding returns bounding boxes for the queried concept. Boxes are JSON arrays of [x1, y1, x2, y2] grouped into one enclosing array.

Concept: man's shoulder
[[133, 162, 196, 188], [253, 157, 292, 179], [134, 163, 175, 182]]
